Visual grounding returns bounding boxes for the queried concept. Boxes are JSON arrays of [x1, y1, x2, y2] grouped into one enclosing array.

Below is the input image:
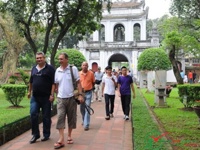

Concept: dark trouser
[[121, 95, 131, 116], [104, 94, 115, 116], [30, 96, 51, 138]]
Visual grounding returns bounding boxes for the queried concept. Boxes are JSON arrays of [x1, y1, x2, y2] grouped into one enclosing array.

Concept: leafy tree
[[0, 0, 111, 67], [0, 14, 26, 83], [137, 48, 171, 71], [158, 16, 200, 84], [170, 0, 200, 19], [55, 49, 86, 70]]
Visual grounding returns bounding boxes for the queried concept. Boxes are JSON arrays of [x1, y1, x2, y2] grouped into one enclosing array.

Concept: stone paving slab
[[0, 94, 133, 150]]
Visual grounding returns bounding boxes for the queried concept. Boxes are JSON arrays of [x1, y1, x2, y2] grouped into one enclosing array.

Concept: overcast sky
[[145, 0, 172, 19], [113, 0, 172, 19]]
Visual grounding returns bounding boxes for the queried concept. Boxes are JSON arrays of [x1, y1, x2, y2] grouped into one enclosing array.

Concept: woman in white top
[[101, 66, 117, 120]]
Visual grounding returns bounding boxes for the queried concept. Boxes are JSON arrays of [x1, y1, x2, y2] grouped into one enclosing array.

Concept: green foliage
[[177, 84, 200, 108], [159, 16, 200, 57], [170, 0, 200, 19], [55, 49, 86, 70], [1, 84, 27, 107], [0, 0, 111, 66], [8, 74, 18, 84], [133, 87, 168, 150], [137, 48, 171, 71], [141, 88, 200, 149], [17, 69, 30, 86], [18, 49, 35, 69]]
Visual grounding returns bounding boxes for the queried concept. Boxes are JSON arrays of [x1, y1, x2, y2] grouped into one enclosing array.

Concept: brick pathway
[[0, 94, 133, 150]]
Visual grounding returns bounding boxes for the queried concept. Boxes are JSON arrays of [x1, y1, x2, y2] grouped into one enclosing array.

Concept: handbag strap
[[70, 65, 94, 115], [85, 103, 94, 115]]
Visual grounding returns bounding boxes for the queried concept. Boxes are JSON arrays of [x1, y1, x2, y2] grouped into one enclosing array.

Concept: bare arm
[[117, 83, 121, 97], [131, 83, 136, 99], [101, 82, 105, 97], [27, 83, 32, 99], [77, 80, 84, 103], [49, 84, 55, 102]]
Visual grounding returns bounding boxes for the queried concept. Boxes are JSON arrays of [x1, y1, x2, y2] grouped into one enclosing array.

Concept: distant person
[[101, 66, 117, 120], [180, 70, 184, 81], [183, 75, 188, 83], [117, 66, 136, 121], [28, 52, 55, 144], [94, 67, 104, 101], [128, 70, 133, 78], [193, 70, 197, 83], [79, 62, 95, 131], [188, 70, 193, 84], [166, 85, 172, 97]]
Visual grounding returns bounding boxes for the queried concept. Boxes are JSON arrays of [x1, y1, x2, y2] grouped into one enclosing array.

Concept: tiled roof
[[103, 1, 144, 9]]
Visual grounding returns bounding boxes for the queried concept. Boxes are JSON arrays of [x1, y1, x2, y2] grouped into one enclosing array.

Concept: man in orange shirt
[[79, 62, 95, 131], [188, 70, 193, 84]]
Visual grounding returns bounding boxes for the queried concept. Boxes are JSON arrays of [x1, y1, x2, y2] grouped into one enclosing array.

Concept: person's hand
[[111, 77, 115, 82], [118, 92, 121, 97], [27, 92, 31, 99], [102, 94, 104, 97], [78, 95, 84, 104], [49, 95, 54, 102]]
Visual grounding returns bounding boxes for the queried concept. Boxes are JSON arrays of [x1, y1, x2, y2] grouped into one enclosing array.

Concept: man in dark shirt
[[28, 52, 55, 144], [117, 66, 135, 121]]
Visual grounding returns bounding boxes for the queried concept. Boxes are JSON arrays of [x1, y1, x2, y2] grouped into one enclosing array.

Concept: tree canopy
[[137, 48, 171, 71], [55, 49, 86, 71], [0, 0, 111, 66]]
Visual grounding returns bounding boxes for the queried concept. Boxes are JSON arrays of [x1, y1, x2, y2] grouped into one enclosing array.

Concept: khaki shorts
[[56, 97, 77, 129]]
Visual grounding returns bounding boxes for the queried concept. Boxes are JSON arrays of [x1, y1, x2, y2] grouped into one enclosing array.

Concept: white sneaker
[[91, 100, 94, 103], [125, 116, 129, 120]]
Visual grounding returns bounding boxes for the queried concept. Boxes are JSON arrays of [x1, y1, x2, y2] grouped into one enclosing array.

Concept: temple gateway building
[[78, 0, 159, 80]]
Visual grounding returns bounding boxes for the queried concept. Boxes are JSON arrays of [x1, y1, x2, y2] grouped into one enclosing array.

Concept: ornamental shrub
[[1, 84, 27, 107], [55, 49, 86, 70], [177, 84, 200, 108], [137, 48, 171, 71], [17, 69, 30, 86]]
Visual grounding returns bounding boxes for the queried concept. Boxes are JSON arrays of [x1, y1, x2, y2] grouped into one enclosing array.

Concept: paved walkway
[[0, 94, 133, 150]]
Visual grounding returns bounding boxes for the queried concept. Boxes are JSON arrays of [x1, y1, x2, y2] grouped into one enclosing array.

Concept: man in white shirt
[[101, 66, 117, 120], [54, 52, 84, 149], [94, 67, 104, 101]]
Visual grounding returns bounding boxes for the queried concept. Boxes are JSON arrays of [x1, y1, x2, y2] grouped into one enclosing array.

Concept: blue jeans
[[30, 96, 51, 138], [104, 94, 115, 116], [80, 90, 92, 128]]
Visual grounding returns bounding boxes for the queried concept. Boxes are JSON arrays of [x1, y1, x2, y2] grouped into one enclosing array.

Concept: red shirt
[[188, 72, 193, 79]]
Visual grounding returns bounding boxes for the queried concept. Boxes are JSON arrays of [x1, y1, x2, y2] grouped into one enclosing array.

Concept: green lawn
[[140, 88, 200, 150], [0, 89, 30, 127], [132, 87, 169, 150]]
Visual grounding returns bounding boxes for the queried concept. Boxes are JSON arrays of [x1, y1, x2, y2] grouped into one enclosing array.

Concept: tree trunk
[[0, 49, 19, 83], [169, 45, 183, 84]]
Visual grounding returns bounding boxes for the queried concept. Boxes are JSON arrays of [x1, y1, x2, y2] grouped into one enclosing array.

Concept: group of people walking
[[180, 70, 198, 83], [28, 52, 135, 149]]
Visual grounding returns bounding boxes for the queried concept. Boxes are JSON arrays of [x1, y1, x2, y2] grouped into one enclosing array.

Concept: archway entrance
[[108, 53, 129, 71]]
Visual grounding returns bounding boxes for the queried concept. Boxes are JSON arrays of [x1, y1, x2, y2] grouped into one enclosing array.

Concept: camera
[[75, 99, 80, 105]]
